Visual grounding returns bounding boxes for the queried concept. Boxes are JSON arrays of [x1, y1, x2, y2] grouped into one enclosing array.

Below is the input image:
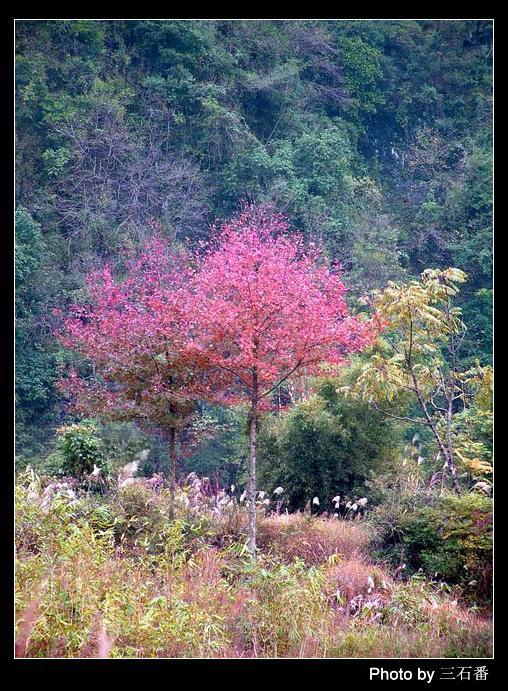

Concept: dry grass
[[79, 613, 115, 658], [15, 475, 492, 659], [257, 512, 372, 565], [323, 556, 392, 604], [15, 594, 42, 657]]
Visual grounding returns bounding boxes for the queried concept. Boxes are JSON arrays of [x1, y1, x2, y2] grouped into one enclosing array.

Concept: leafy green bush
[[109, 484, 170, 553], [258, 380, 398, 511], [49, 420, 109, 479], [236, 557, 330, 656], [372, 491, 492, 604]]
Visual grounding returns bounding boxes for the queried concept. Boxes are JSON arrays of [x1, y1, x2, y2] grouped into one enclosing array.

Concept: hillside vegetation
[[16, 20, 492, 462], [15, 20, 493, 659]]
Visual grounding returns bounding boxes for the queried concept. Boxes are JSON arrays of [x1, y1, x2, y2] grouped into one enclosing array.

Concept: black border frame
[[4, 11, 499, 682]]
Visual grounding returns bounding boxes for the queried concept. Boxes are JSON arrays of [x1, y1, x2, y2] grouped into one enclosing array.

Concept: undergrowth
[[15, 469, 492, 658]]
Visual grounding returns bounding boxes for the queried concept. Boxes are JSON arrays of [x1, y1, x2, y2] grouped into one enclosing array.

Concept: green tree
[[15, 208, 59, 461], [343, 268, 492, 494], [258, 380, 398, 511], [50, 420, 108, 479]]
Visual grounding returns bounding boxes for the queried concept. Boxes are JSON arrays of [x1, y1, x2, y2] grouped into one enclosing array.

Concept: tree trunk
[[424, 404, 461, 495], [445, 306, 461, 495], [409, 361, 461, 495], [447, 457, 461, 495], [446, 403, 461, 495], [247, 375, 258, 557], [168, 426, 177, 519]]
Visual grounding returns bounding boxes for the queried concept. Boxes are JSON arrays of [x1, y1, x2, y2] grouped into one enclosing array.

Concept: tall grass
[[15, 471, 492, 658]]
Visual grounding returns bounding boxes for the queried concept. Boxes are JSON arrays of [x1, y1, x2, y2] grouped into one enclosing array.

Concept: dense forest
[[15, 20, 493, 659]]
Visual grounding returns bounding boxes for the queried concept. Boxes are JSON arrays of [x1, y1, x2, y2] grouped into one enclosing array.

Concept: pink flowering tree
[[57, 237, 207, 517], [187, 206, 378, 553]]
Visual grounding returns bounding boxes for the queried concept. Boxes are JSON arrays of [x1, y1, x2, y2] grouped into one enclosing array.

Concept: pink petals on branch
[[57, 205, 378, 420]]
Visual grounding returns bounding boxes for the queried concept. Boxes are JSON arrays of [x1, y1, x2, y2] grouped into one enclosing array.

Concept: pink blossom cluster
[[58, 205, 379, 424]]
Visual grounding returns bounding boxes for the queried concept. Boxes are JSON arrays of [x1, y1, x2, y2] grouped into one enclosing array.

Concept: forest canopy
[[15, 20, 492, 464]]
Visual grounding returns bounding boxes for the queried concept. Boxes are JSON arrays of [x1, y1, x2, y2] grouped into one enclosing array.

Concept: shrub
[[109, 483, 212, 559], [372, 491, 492, 604], [233, 557, 331, 657], [15, 471, 492, 659], [48, 420, 109, 480], [324, 557, 391, 609], [258, 380, 398, 512], [110, 484, 175, 554]]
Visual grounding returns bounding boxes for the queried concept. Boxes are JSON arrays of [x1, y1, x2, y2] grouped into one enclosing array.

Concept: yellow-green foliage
[[343, 268, 491, 407]]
